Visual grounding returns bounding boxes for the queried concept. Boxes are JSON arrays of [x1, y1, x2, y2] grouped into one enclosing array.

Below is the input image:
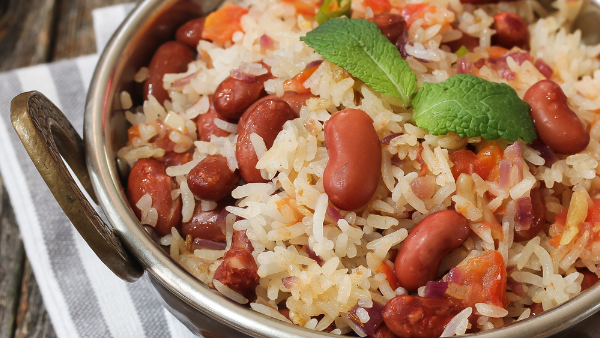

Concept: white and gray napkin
[[0, 4, 199, 338]]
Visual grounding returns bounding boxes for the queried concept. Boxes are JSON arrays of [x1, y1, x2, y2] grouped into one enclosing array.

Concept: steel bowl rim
[[83, 0, 600, 337]]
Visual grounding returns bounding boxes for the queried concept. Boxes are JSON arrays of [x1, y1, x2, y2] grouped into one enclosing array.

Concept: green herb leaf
[[412, 74, 537, 142], [316, 0, 351, 24], [301, 17, 417, 107]]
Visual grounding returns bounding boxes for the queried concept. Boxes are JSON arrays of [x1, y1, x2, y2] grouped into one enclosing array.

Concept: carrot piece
[[202, 4, 249, 45], [283, 65, 319, 94]]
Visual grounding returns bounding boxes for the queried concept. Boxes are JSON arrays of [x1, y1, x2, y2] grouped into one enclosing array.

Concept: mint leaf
[[412, 74, 536, 142], [301, 17, 417, 107]]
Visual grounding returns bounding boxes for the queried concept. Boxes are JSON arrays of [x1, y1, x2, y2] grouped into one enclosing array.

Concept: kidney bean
[[523, 80, 590, 155], [157, 151, 193, 167], [492, 12, 530, 50], [323, 109, 381, 211], [144, 41, 195, 105], [529, 302, 544, 315], [579, 269, 600, 291], [127, 158, 182, 235], [395, 210, 470, 292], [370, 14, 407, 46], [236, 98, 296, 183], [244, 91, 315, 118], [383, 295, 467, 338], [196, 96, 233, 142], [213, 70, 272, 119], [213, 230, 259, 299], [187, 155, 238, 201], [514, 187, 546, 242], [180, 203, 227, 242], [444, 26, 479, 53], [369, 324, 399, 338], [176, 17, 206, 48]]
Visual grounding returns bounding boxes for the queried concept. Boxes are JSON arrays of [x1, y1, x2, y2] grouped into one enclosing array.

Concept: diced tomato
[[202, 4, 249, 45], [549, 234, 562, 247], [376, 261, 398, 290], [128, 125, 141, 144], [487, 46, 509, 59], [449, 149, 477, 180], [400, 3, 434, 28], [555, 209, 568, 226], [282, 0, 322, 16], [475, 142, 503, 181], [283, 65, 319, 94], [362, 0, 391, 13], [586, 199, 600, 223], [446, 250, 506, 308]]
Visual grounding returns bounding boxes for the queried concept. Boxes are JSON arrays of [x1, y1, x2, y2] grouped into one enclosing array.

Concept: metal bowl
[[9, 0, 600, 336]]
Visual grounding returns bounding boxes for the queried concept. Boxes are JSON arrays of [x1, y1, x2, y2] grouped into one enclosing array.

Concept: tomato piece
[[475, 142, 503, 180], [362, 0, 391, 13], [445, 250, 506, 308], [202, 4, 249, 45], [376, 261, 398, 290], [586, 199, 600, 223], [282, 0, 322, 16], [487, 46, 509, 59], [400, 3, 433, 27], [283, 65, 319, 94], [449, 149, 477, 180]]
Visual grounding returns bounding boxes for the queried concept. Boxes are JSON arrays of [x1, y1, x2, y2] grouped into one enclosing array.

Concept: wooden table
[[0, 1, 133, 337]]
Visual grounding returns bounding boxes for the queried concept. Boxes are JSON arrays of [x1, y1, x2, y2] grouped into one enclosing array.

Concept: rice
[[117, 0, 600, 335]]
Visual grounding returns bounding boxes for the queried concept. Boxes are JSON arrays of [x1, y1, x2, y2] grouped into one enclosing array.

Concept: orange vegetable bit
[[400, 3, 436, 28], [446, 250, 507, 308], [376, 261, 398, 290], [475, 142, 504, 181], [282, 0, 322, 16], [487, 46, 509, 59], [127, 125, 141, 144], [362, 0, 392, 13], [449, 149, 477, 180], [202, 4, 249, 45], [283, 65, 319, 94]]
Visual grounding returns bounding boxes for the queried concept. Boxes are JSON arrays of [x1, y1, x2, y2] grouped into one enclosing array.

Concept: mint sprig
[[301, 17, 417, 107], [301, 18, 537, 143], [412, 74, 536, 142]]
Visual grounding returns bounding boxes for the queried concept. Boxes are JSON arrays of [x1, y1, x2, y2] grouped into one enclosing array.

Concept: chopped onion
[[260, 34, 274, 49], [230, 69, 257, 83], [347, 301, 385, 336], [192, 238, 226, 251], [534, 59, 553, 79], [529, 140, 557, 167], [381, 133, 402, 145], [305, 60, 323, 69], [327, 206, 342, 223], [172, 71, 199, 87], [515, 197, 533, 231], [424, 281, 448, 299], [507, 277, 524, 297], [282, 276, 301, 289], [304, 245, 324, 265], [446, 267, 463, 284], [499, 159, 511, 190]]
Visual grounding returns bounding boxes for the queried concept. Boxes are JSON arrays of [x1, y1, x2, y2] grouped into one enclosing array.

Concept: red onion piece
[[515, 197, 533, 231], [456, 56, 485, 74], [230, 69, 257, 83], [535, 59, 553, 79], [381, 133, 402, 145], [424, 281, 448, 298], [304, 245, 324, 265], [504, 142, 523, 180], [446, 267, 463, 284], [192, 238, 227, 251], [217, 207, 229, 233], [529, 140, 558, 167], [499, 159, 511, 190], [347, 301, 386, 336], [172, 71, 199, 87], [327, 206, 342, 222], [305, 60, 323, 70], [260, 34, 274, 49], [507, 277, 525, 297], [507, 265, 515, 273], [488, 52, 532, 80]]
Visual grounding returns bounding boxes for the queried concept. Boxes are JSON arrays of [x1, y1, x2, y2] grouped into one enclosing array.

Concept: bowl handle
[[10, 91, 143, 282]]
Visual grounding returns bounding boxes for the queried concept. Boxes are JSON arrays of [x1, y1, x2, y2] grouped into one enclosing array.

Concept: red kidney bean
[[213, 230, 259, 299], [196, 96, 233, 142], [523, 80, 590, 155], [180, 203, 227, 242], [529, 302, 544, 315], [580, 269, 600, 291], [213, 69, 273, 119], [383, 295, 467, 338], [236, 98, 296, 183], [144, 41, 195, 105], [127, 158, 181, 236], [370, 14, 407, 46], [176, 17, 206, 48], [444, 27, 479, 53], [395, 210, 470, 292], [187, 155, 238, 201], [323, 109, 381, 211], [369, 324, 399, 338], [514, 186, 546, 242], [244, 91, 315, 118], [492, 12, 530, 50], [157, 151, 193, 167]]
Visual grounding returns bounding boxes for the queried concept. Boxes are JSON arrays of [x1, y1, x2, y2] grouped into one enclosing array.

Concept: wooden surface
[[0, 0, 133, 337]]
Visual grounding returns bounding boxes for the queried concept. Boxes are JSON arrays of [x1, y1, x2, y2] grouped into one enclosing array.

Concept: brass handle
[[11, 91, 143, 282]]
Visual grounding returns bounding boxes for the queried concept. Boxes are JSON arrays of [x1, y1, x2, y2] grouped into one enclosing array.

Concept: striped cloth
[[0, 4, 199, 338]]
